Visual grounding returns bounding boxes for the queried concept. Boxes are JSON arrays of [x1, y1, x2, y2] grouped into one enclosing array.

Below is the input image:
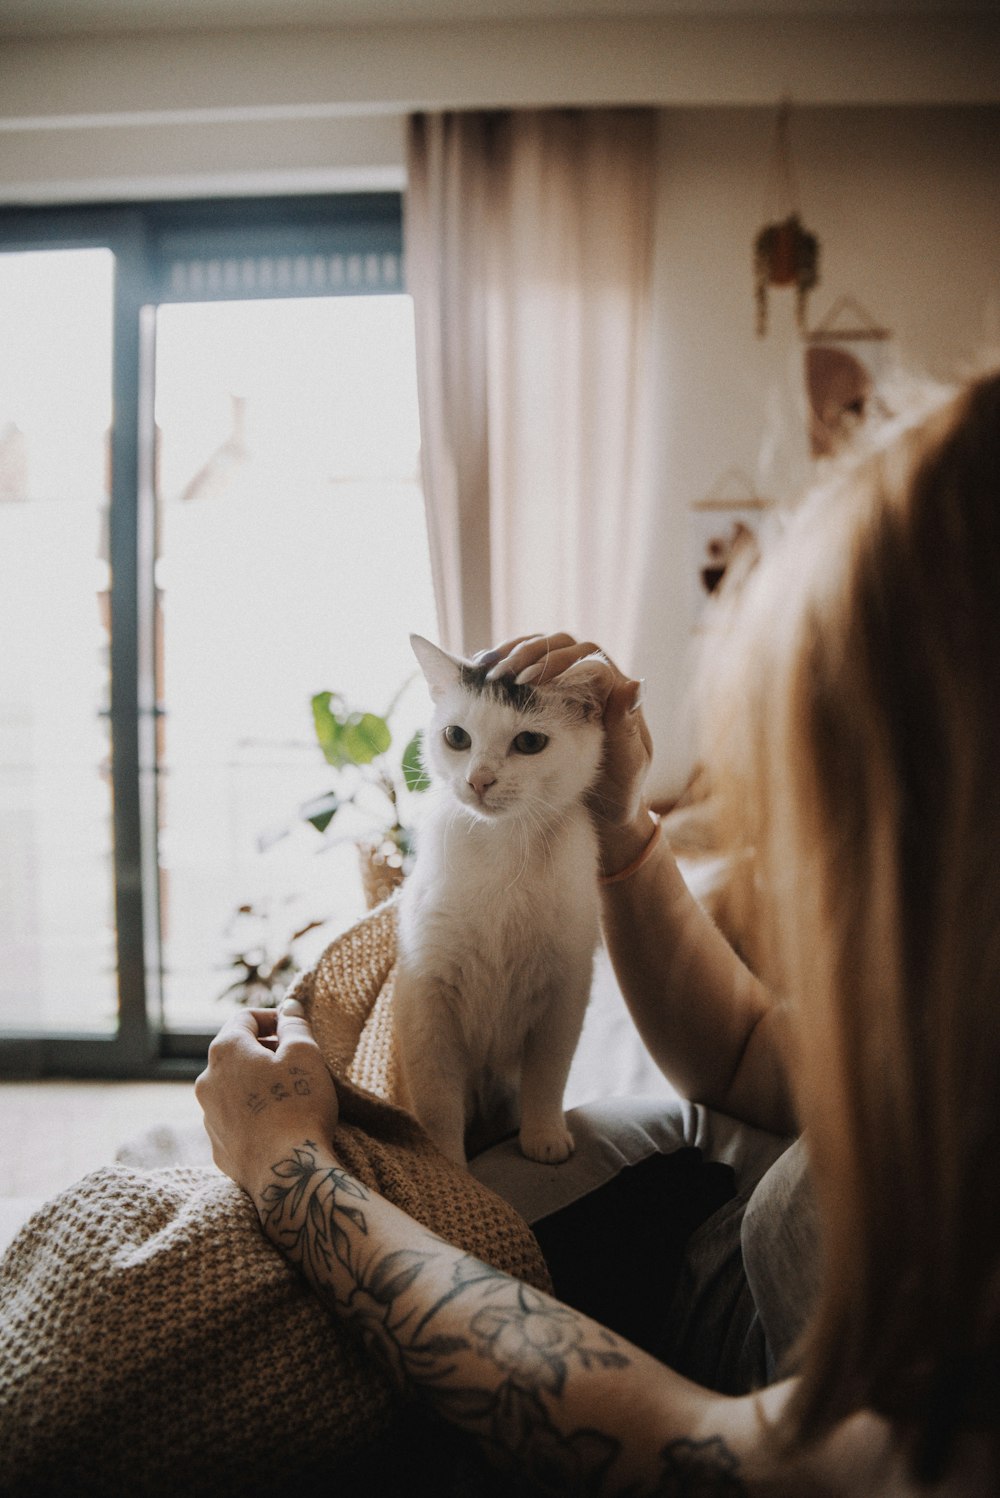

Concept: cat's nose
[[467, 768, 497, 801]]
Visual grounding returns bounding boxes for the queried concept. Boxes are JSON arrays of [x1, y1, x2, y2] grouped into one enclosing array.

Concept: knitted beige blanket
[[0, 902, 550, 1497]]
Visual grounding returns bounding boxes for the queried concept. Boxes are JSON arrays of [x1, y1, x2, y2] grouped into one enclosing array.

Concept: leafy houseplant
[[222, 681, 429, 1007], [301, 687, 431, 907]]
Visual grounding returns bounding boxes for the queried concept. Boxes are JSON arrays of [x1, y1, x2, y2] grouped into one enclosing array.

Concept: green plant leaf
[[307, 808, 338, 834], [312, 691, 351, 767], [300, 788, 340, 834], [396, 826, 416, 860], [401, 730, 431, 793], [342, 711, 391, 765]]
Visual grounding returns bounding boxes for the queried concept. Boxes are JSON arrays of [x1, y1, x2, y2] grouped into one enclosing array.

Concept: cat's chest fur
[[397, 796, 599, 1068]]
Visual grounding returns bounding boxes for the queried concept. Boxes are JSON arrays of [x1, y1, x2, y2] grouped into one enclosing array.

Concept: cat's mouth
[[462, 789, 507, 819]]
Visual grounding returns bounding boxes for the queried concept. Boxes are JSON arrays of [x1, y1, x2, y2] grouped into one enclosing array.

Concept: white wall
[[2, 18, 998, 793], [639, 104, 1000, 795], [1, 15, 998, 204]]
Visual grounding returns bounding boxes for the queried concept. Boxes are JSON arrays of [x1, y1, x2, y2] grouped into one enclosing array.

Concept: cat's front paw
[[519, 1121, 575, 1165]]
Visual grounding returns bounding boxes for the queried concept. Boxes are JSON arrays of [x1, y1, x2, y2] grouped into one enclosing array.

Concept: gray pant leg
[[740, 1136, 820, 1372], [470, 1094, 788, 1225], [472, 1094, 805, 1396], [661, 1136, 819, 1393]]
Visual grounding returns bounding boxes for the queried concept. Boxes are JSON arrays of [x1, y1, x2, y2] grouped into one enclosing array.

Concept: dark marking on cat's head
[[459, 663, 539, 711]]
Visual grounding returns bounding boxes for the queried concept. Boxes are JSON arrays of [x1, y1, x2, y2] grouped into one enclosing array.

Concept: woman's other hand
[[477, 633, 654, 872], [195, 999, 340, 1200]]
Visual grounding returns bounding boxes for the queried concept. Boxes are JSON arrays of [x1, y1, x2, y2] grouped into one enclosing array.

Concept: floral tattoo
[[258, 1144, 747, 1497]]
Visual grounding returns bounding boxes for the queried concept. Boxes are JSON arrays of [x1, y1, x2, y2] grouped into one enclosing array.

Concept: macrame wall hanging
[[689, 468, 774, 620], [754, 101, 820, 337], [805, 296, 893, 456]]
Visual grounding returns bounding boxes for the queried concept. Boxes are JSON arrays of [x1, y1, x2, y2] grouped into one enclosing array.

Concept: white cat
[[394, 634, 606, 1168]]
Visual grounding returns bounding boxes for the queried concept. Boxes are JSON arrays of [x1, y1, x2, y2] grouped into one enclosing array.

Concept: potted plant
[[300, 685, 431, 907], [753, 101, 820, 336], [754, 214, 820, 336], [218, 680, 429, 1007]]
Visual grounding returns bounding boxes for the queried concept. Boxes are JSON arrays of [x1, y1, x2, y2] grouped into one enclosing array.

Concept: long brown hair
[[702, 371, 1000, 1481]]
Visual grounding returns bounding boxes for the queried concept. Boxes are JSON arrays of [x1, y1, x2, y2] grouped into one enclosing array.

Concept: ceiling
[[0, 0, 993, 40]]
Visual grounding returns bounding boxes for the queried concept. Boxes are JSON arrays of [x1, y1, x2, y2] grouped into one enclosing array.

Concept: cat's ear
[[551, 653, 612, 723], [410, 634, 465, 700]]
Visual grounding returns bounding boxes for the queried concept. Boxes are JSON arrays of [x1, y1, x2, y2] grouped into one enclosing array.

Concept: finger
[[225, 1009, 266, 1036], [514, 644, 609, 687], [248, 1008, 279, 1038], [604, 677, 654, 756], [486, 633, 579, 681], [275, 998, 321, 1058], [603, 676, 643, 727], [246, 1007, 280, 1052], [208, 1009, 268, 1056], [473, 635, 534, 667]]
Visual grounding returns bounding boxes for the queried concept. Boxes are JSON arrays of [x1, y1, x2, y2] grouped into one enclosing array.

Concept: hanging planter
[[755, 215, 820, 335], [754, 103, 821, 336]]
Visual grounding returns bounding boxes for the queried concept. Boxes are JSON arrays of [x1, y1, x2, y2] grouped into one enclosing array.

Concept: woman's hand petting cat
[[478, 632, 654, 872], [195, 1000, 340, 1202]]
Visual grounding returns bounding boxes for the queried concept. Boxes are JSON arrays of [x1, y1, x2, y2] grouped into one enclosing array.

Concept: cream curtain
[[406, 109, 657, 666]]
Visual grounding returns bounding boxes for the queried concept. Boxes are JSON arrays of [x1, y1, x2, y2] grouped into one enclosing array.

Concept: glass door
[[0, 196, 434, 1077], [0, 247, 119, 1040], [152, 293, 435, 1037]]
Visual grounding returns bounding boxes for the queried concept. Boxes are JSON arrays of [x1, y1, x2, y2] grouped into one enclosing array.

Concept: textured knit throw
[[0, 901, 551, 1497]]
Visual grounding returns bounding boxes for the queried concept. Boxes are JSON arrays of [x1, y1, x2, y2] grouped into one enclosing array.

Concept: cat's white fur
[[394, 634, 605, 1167]]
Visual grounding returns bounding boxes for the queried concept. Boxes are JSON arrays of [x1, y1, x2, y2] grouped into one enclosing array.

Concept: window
[[0, 248, 116, 1041], [0, 197, 436, 1077]]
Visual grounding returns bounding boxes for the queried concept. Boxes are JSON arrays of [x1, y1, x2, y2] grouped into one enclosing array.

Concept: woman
[[197, 371, 1000, 1493]]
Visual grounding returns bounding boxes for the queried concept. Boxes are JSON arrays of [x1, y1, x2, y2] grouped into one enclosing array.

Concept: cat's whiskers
[[492, 802, 536, 891], [509, 815, 532, 892], [441, 796, 466, 854], [529, 804, 558, 865], [515, 798, 564, 879], [522, 801, 550, 884]]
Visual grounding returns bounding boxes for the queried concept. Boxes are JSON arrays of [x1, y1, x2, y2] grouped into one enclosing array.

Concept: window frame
[[0, 194, 405, 1079]]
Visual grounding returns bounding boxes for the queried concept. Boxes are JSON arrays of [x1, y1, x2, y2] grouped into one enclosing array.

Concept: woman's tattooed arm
[[255, 1139, 750, 1497]]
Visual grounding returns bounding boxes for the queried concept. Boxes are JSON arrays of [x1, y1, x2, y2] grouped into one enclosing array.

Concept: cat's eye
[[443, 724, 471, 751], [512, 731, 548, 755]]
